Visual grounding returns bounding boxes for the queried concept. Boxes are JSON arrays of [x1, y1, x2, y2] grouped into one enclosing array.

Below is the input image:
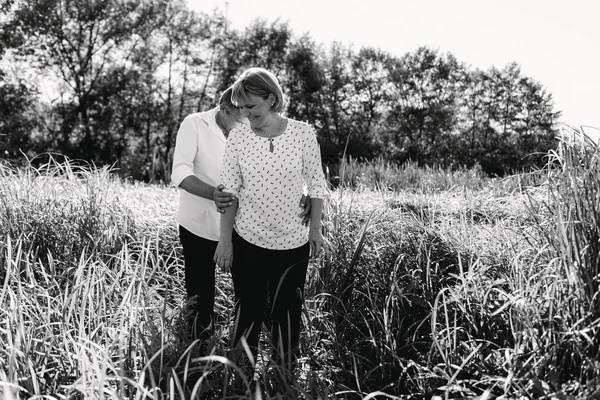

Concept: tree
[[385, 47, 464, 164], [213, 18, 292, 94], [282, 34, 325, 125], [4, 0, 167, 162], [455, 63, 560, 175], [316, 41, 355, 164], [150, 1, 220, 181], [344, 47, 391, 158], [0, 76, 38, 160], [1, 4, 561, 179]]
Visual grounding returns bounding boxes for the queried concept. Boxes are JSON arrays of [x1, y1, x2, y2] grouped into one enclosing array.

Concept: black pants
[[178, 225, 217, 340], [230, 230, 310, 371]]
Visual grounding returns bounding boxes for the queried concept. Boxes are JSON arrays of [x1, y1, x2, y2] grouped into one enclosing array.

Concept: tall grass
[[0, 145, 599, 399], [518, 124, 600, 393], [0, 155, 137, 266], [331, 156, 490, 193]]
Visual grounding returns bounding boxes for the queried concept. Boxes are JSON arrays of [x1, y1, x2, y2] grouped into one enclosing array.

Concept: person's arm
[[308, 198, 324, 257], [213, 198, 238, 271], [171, 116, 204, 188], [214, 127, 243, 270], [299, 194, 311, 226], [179, 178, 235, 211], [302, 125, 329, 257], [171, 116, 214, 198], [214, 184, 236, 213], [179, 177, 235, 210], [171, 116, 236, 208], [178, 175, 215, 200], [178, 174, 235, 211]]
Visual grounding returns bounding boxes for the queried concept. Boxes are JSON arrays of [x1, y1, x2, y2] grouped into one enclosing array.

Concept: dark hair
[[219, 85, 236, 110], [231, 67, 284, 112]]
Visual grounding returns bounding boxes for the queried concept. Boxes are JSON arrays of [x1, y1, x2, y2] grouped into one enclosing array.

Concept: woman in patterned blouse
[[214, 67, 328, 377]]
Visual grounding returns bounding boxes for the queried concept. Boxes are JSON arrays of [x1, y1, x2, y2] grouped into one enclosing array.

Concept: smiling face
[[236, 93, 275, 128]]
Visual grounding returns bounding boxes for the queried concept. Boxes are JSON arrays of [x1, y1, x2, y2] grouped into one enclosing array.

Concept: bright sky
[[190, 0, 600, 131]]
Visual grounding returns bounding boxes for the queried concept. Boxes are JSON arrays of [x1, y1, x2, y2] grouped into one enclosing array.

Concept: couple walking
[[171, 67, 328, 383]]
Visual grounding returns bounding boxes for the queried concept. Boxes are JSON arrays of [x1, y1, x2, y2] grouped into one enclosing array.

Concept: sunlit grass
[[0, 146, 599, 399]]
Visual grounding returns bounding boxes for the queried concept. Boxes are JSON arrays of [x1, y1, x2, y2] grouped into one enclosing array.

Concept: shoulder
[[231, 123, 250, 135], [287, 118, 316, 135], [227, 123, 250, 142], [180, 113, 198, 125], [177, 113, 202, 138], [287, 118, 311, 130], [184, 107, 217, 125], [179, 110, 219, 141], [287, 119, 317, 141], [179, 114, 201, 131]]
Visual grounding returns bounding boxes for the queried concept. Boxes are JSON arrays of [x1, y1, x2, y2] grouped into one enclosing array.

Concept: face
[[236, 93, 275, 128], [221, 104, 245, 125]]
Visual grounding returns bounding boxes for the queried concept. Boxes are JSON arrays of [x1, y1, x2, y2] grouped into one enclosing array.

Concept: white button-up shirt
[[171, 107, 226, 241]]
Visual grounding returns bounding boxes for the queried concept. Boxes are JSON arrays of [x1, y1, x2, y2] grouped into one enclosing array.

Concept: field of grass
[[1, 130, 599, 400]]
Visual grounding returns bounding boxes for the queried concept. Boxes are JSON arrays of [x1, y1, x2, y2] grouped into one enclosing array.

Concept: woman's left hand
[[214, 239, 234, 272], [309, 227, 323, 258]]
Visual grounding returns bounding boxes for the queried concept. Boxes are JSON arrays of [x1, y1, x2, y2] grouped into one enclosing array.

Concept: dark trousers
[[179, 225, 217, 340], [230, 230, 310, 371]]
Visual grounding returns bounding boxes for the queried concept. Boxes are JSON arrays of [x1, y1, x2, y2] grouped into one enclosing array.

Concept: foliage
[[1, 1, 562, 180], [521, 125, 600, 384], [0, 155, 137, 266], [383, 47, 464, 165], [330, 156, 489, 192], [451, 63, 559, 175], [1, 154, 599, 399], [0, 78, 38, 160], [3, 0, 165, 159], [0, 0, 225, 181]]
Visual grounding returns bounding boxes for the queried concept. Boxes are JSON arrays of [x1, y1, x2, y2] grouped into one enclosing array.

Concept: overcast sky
[[190, 0, 600, 132]]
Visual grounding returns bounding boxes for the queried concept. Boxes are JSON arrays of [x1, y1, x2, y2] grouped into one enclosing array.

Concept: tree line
[[0, 0, 561, 180]]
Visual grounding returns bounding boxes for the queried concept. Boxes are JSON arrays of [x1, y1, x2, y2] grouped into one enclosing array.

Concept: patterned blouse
[[220, 118, 328, 250]]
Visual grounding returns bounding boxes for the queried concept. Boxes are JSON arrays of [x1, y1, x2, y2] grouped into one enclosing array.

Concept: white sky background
[[190, 0, 599, 131]]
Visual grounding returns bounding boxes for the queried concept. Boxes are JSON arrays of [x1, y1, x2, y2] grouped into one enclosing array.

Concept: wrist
[[219, 230, 233, 241]]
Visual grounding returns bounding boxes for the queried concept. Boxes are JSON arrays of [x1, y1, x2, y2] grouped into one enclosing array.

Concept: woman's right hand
[[213, 184, 235, 213], [214, 239, 233, 272]]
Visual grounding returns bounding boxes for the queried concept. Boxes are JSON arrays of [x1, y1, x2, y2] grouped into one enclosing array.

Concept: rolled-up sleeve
[[171, 117, 197, 187], [303, 127, 329, 199], [220, 129, 243, 197]]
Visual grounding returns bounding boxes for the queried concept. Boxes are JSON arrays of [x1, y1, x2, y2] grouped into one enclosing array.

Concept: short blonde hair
[[231, 68, 284, 112]]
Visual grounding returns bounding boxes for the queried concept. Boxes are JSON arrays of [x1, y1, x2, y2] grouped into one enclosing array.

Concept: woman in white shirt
[[171, 86, 244, 340], [214, 68, 328, 374]]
